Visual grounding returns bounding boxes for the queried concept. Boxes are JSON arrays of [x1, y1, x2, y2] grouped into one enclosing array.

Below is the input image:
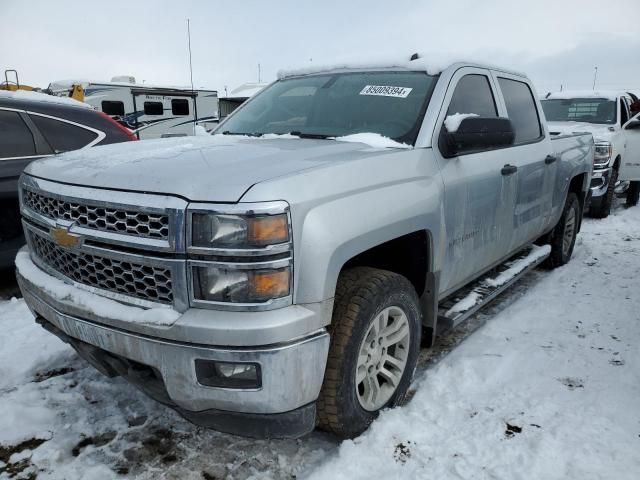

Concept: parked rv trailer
[[48, 78, 219, 139]]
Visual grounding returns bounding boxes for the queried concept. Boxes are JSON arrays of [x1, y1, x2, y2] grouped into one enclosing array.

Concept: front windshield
[[216, 71, 438, 145], [541, 98, 616, 125]]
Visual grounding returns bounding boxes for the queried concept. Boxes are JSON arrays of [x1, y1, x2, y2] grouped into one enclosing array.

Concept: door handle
[[545, 155, 557, 164], [501, 164, 518, 175]]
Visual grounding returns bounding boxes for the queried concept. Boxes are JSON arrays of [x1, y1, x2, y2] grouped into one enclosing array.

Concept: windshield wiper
[[289, 131, 333, 139], [221, 131, 264, 137]]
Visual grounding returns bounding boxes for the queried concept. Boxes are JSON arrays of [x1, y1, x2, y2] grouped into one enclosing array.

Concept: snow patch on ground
[[15, 251, 180, 326], [0, 89, 91, 108], [334, 133, 411, 149], [444, 113, 479, 133]]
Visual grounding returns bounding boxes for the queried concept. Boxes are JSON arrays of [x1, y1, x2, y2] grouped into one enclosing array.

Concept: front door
[[620, 112, 640, 181], [434, 68, 518, 295]]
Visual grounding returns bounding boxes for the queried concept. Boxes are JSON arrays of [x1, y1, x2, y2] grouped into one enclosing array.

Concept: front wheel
[[317, 267, 422, 438], [589, 168, 618, 218], [545, 192, 580, 269], [626, 181, 640, 207]]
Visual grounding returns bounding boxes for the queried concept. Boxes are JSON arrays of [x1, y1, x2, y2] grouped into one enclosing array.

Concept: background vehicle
[[0, 90, 135, 269], [16, 59, 592, 440], [48, 77, 219, 139], [541, 90, 640, 216]]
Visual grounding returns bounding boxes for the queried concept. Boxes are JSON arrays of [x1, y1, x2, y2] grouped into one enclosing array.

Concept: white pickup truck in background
[[541, 90, 640, 217]]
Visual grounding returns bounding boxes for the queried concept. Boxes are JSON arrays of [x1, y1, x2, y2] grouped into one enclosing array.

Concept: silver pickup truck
[[16, 59, 593, 439]]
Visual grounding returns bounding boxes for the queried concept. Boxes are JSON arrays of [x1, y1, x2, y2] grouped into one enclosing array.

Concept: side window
[[171, 99, 189, 115], [0, 110, 37, 158], [144, 102, 164, 115], [498, 77, 542, 144], [102, 101, 125, 116], [30, 115, 98, 152], [447, 74, 498, 117], [620, 98, 629, 126]]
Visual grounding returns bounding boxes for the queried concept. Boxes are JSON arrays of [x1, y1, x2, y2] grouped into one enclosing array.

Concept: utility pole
[[187, 19, 196, 134], [258, 63, 261, 83], [592, 66, 598, 90]]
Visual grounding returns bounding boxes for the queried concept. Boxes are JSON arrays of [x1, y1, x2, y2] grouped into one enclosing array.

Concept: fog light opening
[[195, 359, 262, 389]]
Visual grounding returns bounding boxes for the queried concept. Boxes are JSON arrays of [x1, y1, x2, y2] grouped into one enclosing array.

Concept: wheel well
[[341, 230, 430, 296], [568, 173, 587, 230], [613, 156, 621, 170]]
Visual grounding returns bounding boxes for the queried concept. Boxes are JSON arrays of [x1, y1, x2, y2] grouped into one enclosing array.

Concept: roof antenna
[[410, 53, 420, 61], [592, 66, 598, 90]]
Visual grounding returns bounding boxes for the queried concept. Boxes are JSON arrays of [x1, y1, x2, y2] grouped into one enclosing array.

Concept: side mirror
[[625, 119, 640, 130], [439, 117, 515, 157]]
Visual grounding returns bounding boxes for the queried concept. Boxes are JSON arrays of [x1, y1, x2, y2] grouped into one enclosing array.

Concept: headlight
[[594, 142, 612, 167], [187, 202, 293, 309], [192, 264, 291, 304], [191, 212, 289, 249]]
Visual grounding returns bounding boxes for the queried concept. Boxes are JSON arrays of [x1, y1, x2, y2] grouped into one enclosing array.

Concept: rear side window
[[144, 102, 164, 115], [30, 115, 98, 152], [171, 99, 189, 115], [0, 110, 37, 158], [447, 74, 497, 117], [102, 101, 125, 116], [498, 78, 542, 144]]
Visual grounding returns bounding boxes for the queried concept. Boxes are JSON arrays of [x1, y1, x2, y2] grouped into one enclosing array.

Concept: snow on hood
[[543, 90, 621, 101], [25, 134, 400, 202], [546, 121, 614, 143], [0, 89, 91, 108], [334, 133, 411, 149]]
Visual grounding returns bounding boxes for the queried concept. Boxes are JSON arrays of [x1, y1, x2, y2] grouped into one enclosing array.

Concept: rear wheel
[[317, 267, 421, 438], [626, 181, 640, 207], [545, 192, 580, 269], [590, 167, 618, 218]]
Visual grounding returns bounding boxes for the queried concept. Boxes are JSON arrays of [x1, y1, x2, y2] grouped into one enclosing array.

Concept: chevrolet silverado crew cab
[[16, 58, 593, 439], [541, 90, 640, 217]]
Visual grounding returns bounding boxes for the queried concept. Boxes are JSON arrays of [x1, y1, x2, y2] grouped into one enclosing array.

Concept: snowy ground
[[1, 206, 639, 479]]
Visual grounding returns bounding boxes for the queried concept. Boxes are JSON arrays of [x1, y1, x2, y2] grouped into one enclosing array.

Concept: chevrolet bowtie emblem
[[50, 226, 82, 248]]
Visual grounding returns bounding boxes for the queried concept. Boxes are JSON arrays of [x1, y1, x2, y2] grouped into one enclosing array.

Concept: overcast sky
[[2, 0, 639, 95]]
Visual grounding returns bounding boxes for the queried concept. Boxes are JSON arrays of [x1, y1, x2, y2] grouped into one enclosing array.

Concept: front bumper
[[18, 262, 330, 438]]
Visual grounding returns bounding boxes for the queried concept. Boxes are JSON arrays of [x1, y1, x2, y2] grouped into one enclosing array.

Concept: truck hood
[[547, 121, 615, 143], [25, 135, 396, 202]]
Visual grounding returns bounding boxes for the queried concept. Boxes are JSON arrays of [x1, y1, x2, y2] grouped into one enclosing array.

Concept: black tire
[[545, 192, 580, 269], [317, 267, 422, 438], [589, 167, 618, 218], [626, 181, 640, 207]]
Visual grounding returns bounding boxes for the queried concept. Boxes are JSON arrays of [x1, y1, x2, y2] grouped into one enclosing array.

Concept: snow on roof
[[0, 89, 91, 108], [543, 90, 622, 101], [277, 53, 526, 79], [48, 79, 216, 93], [227, 82, 269, 99]]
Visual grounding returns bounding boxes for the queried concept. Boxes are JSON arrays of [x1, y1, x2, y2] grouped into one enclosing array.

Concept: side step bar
[[437, 245, 551, 333]]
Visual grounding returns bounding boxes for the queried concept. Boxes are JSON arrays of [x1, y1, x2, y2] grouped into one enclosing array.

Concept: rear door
[[620, 112, 640, 181], [434, 68, 518, 295], [493, 73, 553, 249]]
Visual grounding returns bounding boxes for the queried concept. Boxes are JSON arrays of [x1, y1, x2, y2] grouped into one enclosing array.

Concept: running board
[[437, 245, 551, 333]]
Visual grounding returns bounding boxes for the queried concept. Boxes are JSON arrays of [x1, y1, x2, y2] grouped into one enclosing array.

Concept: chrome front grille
[[27, 230, 174, 304], [23, 189, 170, 240]]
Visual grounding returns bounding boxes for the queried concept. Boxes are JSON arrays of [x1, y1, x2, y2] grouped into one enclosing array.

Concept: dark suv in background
[[0, 93, 135, 269]]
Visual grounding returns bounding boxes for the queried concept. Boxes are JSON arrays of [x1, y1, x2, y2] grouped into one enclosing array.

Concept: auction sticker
[[359, 85, 413, 98]]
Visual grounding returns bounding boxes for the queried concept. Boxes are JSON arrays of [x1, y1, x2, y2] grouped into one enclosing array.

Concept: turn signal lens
[[250, 269, 290, 301], [248, 214, 289, 246]]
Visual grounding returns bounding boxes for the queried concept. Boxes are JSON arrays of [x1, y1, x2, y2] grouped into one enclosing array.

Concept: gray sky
[[2, 0, 639, 95]]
